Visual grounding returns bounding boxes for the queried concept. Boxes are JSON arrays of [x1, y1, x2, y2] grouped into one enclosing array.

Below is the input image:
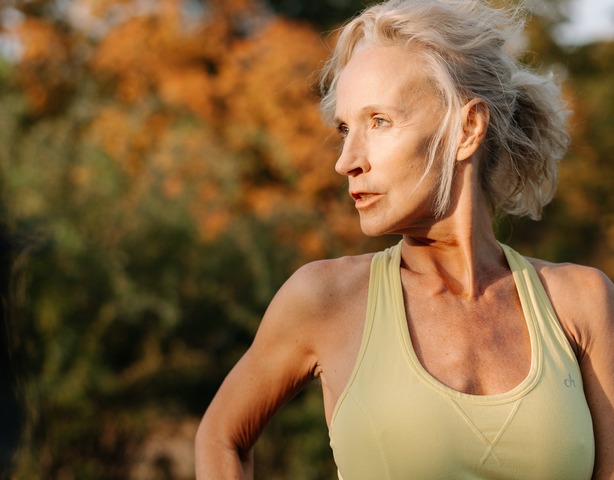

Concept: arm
[[540, 263, 614, 479], [577, 270, 614, 480], [194, 262, 327, 479]]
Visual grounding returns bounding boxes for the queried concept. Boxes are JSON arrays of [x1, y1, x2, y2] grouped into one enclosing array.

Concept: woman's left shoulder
[[528, 257, 614, 476], [528, 257, 613, 297], [527, 256, 614, 350]]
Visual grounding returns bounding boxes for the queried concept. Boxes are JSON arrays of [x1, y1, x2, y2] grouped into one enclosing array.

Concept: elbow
[[194, 415, 254, 480]]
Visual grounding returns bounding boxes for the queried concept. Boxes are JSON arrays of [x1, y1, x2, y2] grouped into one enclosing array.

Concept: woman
[[195, 0, 614, 478]]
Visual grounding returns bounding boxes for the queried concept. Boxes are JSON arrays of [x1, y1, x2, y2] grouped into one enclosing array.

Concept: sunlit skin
[[329, 44, 533, 397], [195, 43, 614, 480], [334, 44, 504, 298], [334, 45, 443, 238]]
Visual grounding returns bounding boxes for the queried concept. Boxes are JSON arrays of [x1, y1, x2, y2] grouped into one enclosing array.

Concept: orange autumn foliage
[[15, 17, 73, 112], [81, 0, 355, 252]]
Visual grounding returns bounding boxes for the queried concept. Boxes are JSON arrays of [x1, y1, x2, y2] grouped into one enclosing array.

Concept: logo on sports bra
[[564, 373, 576, 388]]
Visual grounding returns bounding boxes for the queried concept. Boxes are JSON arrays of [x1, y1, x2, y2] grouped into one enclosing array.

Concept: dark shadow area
[[0, 221, 26, 479]]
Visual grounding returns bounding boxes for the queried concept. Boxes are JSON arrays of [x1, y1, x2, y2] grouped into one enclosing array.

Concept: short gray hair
[[320, 0, 569, 219]]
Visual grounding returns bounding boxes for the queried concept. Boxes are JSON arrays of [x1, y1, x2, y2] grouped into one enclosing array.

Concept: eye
[[337, 123, 349, 138], [371, 116, 389, 129]]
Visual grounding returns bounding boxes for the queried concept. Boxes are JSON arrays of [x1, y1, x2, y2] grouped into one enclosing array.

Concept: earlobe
[[456, 99, 489, 161]]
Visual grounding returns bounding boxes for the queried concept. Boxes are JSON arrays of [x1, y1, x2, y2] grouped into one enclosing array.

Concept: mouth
[[351, 192, 375, 201], [350, 191, 381, 209]]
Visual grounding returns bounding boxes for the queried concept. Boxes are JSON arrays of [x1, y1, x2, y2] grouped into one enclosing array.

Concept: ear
[[456, 98, 489, 162]]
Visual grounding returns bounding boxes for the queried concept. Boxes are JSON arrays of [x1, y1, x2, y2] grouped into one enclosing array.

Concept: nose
[[335, 132, 370, 177]]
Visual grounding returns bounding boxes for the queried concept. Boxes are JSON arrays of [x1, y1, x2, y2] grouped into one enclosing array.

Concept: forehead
[[335, 44, 434, 114]]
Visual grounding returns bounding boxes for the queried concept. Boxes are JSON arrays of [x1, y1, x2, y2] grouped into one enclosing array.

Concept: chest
[[331, 376, 595, 480], [401, 276, 532, 396], [329, 275, 595, 480]]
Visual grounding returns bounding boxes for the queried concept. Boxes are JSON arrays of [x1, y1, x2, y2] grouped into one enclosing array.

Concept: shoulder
[[274, 253, 375, 317], [527, 256, 614, 356], [523, 259, 614, 474], [527, 256, 613, 312], [528, 256, 612, 296], [255, 252, 375, 336], [249, 252, 375, 374]]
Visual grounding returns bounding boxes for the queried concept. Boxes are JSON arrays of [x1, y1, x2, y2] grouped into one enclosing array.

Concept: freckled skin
[[334, 46, 444, 237]]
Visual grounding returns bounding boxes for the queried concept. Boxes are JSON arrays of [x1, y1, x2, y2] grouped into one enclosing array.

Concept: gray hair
[[320, 0, 569, 219]]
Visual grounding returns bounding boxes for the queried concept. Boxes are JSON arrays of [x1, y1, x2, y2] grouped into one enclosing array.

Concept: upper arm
[[197, 261, 330, 457], [542, 264, 614, 479], [577, 271, 614, 479]]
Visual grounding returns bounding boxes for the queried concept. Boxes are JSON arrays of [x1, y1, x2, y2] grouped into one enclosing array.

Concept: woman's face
[[334, 44, 446, 237]]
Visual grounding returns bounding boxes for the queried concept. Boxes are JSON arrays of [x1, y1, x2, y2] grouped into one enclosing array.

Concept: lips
[[350, 191, 381, 209], [351, 192, 374, 201]]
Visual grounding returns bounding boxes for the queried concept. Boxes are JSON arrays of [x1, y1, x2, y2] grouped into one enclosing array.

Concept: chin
[[359, 220, 391, 238]]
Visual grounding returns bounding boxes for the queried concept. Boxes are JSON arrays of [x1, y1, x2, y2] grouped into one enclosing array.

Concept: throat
[[400, 161, 505, 298], [400, 239, 509, 300]]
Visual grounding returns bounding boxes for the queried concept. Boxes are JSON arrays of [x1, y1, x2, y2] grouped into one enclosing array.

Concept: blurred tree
[[0, 0, 611, 478], [265, 0, 368, 29], [0, 0, 366, 477], [0, 219, 25, 478]]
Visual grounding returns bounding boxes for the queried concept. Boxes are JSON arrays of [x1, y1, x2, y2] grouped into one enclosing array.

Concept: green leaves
[[0, 0, 612, 478]]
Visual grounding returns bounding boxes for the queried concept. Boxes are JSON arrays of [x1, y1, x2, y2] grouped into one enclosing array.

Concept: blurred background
[[0, 0, 612, 478]]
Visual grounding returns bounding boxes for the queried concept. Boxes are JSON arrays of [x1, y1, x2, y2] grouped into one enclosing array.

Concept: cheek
[[410, 127, 447, 182], [399, 138, 432, 175], [417, 133, 433, 158]]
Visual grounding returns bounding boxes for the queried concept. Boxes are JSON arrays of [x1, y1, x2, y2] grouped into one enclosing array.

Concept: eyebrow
[[334, 104, 410, 125]]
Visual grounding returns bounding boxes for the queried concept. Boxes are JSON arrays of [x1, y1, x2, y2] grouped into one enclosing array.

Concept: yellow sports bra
[[329, 241, 594, 480]]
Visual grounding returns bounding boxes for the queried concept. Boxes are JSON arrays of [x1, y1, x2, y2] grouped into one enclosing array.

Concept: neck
[[400, 160, 507, 299]]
